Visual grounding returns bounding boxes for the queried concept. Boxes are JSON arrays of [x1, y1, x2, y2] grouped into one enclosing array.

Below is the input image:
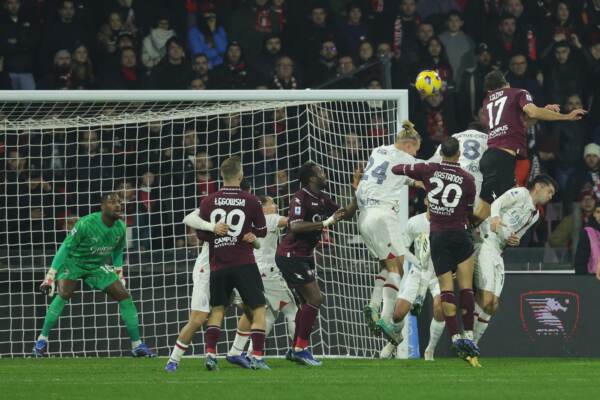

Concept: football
[[415, 70, 443, 96]]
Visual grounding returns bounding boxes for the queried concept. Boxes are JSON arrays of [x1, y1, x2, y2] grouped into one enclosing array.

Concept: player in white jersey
[[356, 121, 424, 340], [430, 126, 488, 209], [379, 199, 446, 360], [166, 208, 228, 371], [227, 195, 298, 360], [473, 175, 557, 345]]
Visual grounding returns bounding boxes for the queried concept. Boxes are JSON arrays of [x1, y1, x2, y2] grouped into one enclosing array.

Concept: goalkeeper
[[33, 193, 155, 357]]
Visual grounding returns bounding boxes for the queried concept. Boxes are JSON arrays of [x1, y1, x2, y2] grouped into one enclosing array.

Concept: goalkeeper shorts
[[57, 262, 119, 291]]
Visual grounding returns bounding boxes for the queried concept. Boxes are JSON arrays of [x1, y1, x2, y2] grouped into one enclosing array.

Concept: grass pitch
[[1, 357, 597, 400]]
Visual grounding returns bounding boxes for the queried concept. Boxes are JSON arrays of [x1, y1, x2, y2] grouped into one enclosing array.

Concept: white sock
[[395, 322, 408, 359], [228, 330, 250, 356], [168, 340, 188, 363], [425, 319, 445, 353], [282, 303, 298, 342], [131, 340, 142, 349], [369, 270, 388, 310], [474, 303, 491, 345], [37, 334, 48, 342], [381, 272, 401, 323]]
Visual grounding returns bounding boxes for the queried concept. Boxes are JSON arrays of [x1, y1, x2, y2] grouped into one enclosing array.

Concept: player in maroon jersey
[[392, 138, 481, 366], [275, 162, 360, 366], [196, 156, 270, 371], [474, 70, 586, 224]]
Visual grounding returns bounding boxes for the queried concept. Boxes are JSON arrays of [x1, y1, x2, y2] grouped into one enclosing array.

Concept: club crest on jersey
[[520, 290, 579, 341]]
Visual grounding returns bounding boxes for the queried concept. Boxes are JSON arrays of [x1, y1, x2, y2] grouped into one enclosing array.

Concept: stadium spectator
[[414, 91, 458, 158], [188, 3, 227, 69], [0, 0, 38, 89], [141, 15, 175, 72], [101, 47, 142, 89], [189, 77, 205, 89], [330, 54, 361, 89], [293, 2, 337, 68], [71, 44, 95, 89], [40, 0, 89, 72], [411, 21, 435, 64], [389, 0, 421, 60], [5, 149, 28, 184], [271, 0, 286, 31], [0, 56, 13, 89], [416, 0, 460, 19], [39, 50, 73, 90], [539, 94, 588, 193], [587, 40, 600, 127], [505, 53, 545, 105], [458, 43, 494, 128], [20, 172, 56, 245], [418, 37, 454, 87], [489, 14, 528, 69], [550, 190, 596, 251], [355, 40, 382, 84], [338, 3, 369, 58], [228, 0, 281, 64], [164, 128, 198, 186], [269, 55, 299, 89], [150, 37, 193, 89], [573, 204, 600, 275], [209, 41, 258, 89], [540, 1, 580, 51], [136, 170, 160, 250], [306, 39, 339, 87], [97, 11, 131, 58], [191, 53, 210, 84], [543, 40, 586, 108], [195, 151, 217, 199], [566, 143, 600, 211], [253, 33, 283, 83], [252, 134, 279, 190], [438, 11, 474, 83]]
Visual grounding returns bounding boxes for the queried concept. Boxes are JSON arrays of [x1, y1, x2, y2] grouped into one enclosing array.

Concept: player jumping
[[355, 121, 423, 342], [33, 193, 155, 357], [474, 70, 586, 225], [392, 137, 481, 367], [473, 175, 557, 345], [275, 162, 359, 366]]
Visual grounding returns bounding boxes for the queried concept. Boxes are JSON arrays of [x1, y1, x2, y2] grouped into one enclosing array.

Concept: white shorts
[[358, 207, 406, 260], [260, 264, 296, 312], [397, 253, 428, 304], [474, 240, 505, 298], [191, 257, 210, 313]]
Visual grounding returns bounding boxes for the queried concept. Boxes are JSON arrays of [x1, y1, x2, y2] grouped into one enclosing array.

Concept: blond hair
[[396, 120, 421, 142], [220, 156, 242, 181]]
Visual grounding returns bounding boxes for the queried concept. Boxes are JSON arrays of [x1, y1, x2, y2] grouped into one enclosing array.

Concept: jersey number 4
[[428, 177, 462, 208], [361, 157, 389, 184], [210, 208, 246, 237], [486, 96, 507, 129]]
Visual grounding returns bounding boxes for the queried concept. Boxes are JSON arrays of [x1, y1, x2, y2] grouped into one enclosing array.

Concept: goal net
[[0, 90, 408, 358]]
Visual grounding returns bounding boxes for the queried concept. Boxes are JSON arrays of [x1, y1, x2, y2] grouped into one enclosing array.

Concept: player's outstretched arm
[[523, 103, 587, 122], [339, 168, 362, 220], [183, 209, 228, 236]]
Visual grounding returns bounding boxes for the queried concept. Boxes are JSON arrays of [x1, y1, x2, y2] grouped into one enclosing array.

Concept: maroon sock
[[205, 325, 221, 355], [293, 303, 319, 349], [440, 291, 460, 337], [459, 288, 475, 331], [251, 329, 266, 357]]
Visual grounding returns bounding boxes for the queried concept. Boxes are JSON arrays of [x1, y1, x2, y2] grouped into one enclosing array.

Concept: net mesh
[[0, 93, 405, 357]]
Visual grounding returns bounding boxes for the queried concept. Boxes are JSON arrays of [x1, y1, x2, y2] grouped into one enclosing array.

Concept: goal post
[[0, 89, 409, 358]]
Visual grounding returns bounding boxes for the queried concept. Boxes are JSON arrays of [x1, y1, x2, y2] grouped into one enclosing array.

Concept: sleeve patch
[[294, 206, 302, 215]]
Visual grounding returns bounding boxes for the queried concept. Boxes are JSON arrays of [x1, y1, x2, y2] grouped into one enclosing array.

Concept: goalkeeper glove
[[114, 267, 126, 287], [40, 268, 57, 297]]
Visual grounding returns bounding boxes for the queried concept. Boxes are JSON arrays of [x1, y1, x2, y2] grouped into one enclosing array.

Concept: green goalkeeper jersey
[[51, 212, 126, 270]]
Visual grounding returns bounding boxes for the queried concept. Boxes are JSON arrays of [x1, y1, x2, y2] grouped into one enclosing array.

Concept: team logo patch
[[520, 290, 579, 341], [294, 206, 301, 215]]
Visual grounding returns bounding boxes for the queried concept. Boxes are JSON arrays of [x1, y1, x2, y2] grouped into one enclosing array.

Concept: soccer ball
[[415, 70, 442, 96]]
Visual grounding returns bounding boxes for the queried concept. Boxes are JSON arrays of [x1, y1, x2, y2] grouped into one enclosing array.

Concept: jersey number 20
[[428, 177, 462, 208], [210, 208, 246, 237]]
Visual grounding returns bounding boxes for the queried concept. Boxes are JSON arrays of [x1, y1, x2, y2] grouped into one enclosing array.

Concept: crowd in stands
[[2, 0, 600, 273]]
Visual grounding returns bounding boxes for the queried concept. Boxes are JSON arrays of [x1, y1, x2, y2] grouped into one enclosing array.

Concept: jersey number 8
[[209, 208, 246, 237]]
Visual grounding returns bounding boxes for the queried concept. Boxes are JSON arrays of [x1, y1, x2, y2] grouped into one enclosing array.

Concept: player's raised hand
[[490, 216, 505, 233], [544, 104, 561, 113], [351, 167, 363, 190], [213, 222, 229, 236], [506, 233, 520, 247], [565, 109, 587, 121], [39, 268, 57, 296]]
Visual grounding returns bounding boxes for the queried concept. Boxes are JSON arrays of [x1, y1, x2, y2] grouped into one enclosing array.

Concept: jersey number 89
[[209, 208, 246, 237]]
